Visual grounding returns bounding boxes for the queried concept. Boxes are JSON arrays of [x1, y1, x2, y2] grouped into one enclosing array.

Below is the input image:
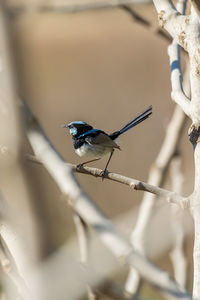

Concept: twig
[[168, 43, 190, 116], [153, 0, 200, 298], [26, 154, 188, 208], [120, 4, 172, 41], [120, 5, 151, 26], [6, 0, 152, 17], [74, 213, 89, 265], [73, 213, 98, 299]]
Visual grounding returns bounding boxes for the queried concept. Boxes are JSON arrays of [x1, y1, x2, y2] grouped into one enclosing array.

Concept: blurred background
[[4, 1, 194, 298]]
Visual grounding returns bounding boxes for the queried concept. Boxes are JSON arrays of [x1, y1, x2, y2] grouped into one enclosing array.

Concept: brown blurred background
[[6, 1, 194, 298]]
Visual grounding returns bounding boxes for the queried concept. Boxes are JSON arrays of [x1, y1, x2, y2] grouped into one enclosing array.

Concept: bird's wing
[[85, 133, 120, 149]]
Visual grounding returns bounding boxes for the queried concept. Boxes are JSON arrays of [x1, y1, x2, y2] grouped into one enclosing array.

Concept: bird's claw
[[76, 163, 84, 170], [100, 170, 108, 181]]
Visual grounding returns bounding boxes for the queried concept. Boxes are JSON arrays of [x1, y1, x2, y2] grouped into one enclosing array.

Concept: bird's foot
[[100, 169, 108, 181], [76, 163, 84, 170]]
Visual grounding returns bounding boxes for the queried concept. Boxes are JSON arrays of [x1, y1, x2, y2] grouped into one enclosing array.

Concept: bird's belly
[[75, 143, 111, 158]]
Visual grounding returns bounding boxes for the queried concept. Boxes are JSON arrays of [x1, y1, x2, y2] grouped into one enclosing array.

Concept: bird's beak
[[62, 124, 69, 128]]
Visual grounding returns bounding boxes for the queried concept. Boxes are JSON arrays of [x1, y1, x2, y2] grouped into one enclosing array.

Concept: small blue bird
[[63, 105, 152, 177]]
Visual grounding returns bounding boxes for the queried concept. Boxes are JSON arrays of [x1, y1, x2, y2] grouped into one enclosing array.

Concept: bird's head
[[62, 121, 93, 137]]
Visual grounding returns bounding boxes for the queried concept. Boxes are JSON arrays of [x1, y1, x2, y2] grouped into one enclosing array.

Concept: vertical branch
[[0, 2, 54, 299], [190, 141, 200, 298], [74, 213, 90, 265], [125, 1, 189, 295], [152, 0, 200, 297], [73, 213, 98, 300], [169, 155, 187, 288], [125, 105, 186, 297]]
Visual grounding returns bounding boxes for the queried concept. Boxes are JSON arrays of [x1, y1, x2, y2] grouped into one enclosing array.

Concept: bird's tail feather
[[110, 105, 152, 140]]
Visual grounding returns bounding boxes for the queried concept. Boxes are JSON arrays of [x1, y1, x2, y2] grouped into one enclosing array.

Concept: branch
[[120, 4, 172, 41], [168, 43, 191, 116], [154, 0, 190, 117], [124, 1, 189, 293], [191, 0, 200, 19], [75, 165, 188, 206], [153, 0, 189, 41], [26, 154, 188, 208], [153, 0, 200, 298], [0, 2, 52, 299], [24, 108, 192, 300], [73, 213, 99, 300], [169, 155, 187, 288], [124, 106, 187, 296]]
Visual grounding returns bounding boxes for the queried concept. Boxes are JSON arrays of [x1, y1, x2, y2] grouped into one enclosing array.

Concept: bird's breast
[[75, 142, 112, 158]]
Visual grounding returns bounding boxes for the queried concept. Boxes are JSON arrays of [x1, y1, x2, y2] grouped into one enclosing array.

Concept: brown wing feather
[[85, 133, 120, 149]]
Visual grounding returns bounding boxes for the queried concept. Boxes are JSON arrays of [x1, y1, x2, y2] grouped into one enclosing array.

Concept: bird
[[63, 105, 152, 178]]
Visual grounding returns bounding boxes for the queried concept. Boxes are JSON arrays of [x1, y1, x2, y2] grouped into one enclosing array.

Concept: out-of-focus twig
[[169, 155, 187, 288], [74, 213, 99, 300], [120, 4, 171, 41]]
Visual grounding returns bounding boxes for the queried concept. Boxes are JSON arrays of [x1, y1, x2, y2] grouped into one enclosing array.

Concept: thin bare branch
[[26, 153, 188, 208], [120, 4, 172, 41], [169, 155, 187, 288], [74, 165, 188, 206], [168, 43, 191, 116]]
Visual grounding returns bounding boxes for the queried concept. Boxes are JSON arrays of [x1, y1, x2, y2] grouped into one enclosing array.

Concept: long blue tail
[[110, 105, 152, 140]]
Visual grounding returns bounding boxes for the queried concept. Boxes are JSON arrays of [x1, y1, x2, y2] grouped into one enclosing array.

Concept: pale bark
[[169, 155, 187, 288], [153, 0, 200, 298]]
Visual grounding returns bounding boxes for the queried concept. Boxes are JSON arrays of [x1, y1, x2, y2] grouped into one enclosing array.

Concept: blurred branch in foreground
[[120, 4, 171, 41], [0, 2, 59, 299]]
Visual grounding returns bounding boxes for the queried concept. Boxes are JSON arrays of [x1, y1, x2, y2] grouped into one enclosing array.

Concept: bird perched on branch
[[63, 105, 152, 177]]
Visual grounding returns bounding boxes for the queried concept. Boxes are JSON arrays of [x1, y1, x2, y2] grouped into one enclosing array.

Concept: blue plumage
[[78, 128, 100, 138], [63, 105, 152, 177]]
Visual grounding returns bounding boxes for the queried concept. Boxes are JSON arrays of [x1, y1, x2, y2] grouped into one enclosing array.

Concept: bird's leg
[[77, 158, 101, 169], [101, 149, 114, 180]]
